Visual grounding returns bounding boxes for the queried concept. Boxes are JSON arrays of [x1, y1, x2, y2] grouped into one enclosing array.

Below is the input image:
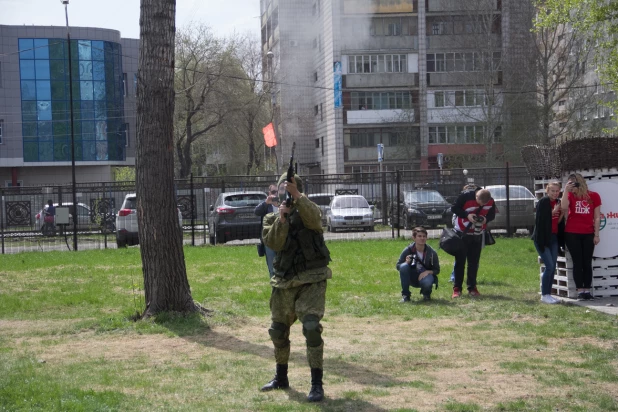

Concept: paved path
[[558, 296, 618, 316]]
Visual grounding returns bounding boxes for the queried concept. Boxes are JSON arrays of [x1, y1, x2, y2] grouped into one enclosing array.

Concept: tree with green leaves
[[535, 0, 618, 124]]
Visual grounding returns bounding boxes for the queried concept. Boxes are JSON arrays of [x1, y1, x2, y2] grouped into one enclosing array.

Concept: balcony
[[347, 109, 414, 125], [427, 0, 499, 13], [426, 34, 501, 50], [428, 71, 500, 87], [346, 73, 418, 88], [343, 0, 414, 14], [341, 36, 419, 52]]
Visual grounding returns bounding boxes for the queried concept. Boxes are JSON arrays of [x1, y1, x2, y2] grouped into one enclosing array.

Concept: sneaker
[[577, 292, 586, 301], [541, 294, 558, 304], [449, 274, 455, 283], [549, 295, 561, 303], [582, 292, 594, 300], [422, 294, 431, 301], [399, 295, 411, 303], [468, 287, 481, 297], [451, 287, 461, 298]]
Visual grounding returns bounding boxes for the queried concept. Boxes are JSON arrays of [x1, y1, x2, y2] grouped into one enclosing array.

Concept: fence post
[[190, 173, 195, 247], [1, 188, 4, 255], [381, 169, 388, 228], [396, 170, 401, 239], [506, 162, 511, 237]]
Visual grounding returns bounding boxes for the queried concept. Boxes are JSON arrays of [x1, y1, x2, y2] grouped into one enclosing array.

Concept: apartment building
[[0, 25, 138, 187], [260, 0, 535, 174]]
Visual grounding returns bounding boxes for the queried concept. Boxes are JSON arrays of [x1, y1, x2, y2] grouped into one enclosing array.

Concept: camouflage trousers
[[268, 280, 327, 369]]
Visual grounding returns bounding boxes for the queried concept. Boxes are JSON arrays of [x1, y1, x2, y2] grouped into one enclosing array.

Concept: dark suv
[[208, 191, 267, 244], [391, 190, 452, 229]]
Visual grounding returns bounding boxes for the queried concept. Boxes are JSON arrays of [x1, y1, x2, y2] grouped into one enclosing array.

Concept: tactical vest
[[273, 209, 331, 277]]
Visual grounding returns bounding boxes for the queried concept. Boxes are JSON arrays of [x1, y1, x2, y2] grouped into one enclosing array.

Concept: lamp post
[[61, 0, 78, 251], [266, 50, 280, 174]]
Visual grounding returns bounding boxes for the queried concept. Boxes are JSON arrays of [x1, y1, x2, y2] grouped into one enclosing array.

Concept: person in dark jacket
[[532, 182, 565, 304], [255, 184, 279, 277], [451, 188, 496, 298], [396, 227, 440, 302]]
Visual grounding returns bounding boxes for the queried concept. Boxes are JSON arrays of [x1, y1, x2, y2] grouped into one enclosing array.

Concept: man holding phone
[[255, 184, 280, 277], [450, 188, 496, 298]]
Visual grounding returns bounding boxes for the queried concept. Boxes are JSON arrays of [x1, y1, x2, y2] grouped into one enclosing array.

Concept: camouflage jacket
[[263, 195, 332, 289]]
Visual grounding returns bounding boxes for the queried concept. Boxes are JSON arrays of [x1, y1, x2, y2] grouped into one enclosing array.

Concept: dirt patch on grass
[[7, 316, 618, 411]]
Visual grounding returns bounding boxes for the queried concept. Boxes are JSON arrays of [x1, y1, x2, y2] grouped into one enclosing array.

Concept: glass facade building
[[18, 38, 126, 162]]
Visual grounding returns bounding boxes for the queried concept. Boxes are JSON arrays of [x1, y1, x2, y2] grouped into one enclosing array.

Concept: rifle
[[284, 142, 296, 216]]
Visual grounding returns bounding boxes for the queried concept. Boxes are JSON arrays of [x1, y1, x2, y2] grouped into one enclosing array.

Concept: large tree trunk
[[137, 0, 196, 316]]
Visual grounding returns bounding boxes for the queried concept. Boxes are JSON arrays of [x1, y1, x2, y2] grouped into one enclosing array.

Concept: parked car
[[208, 191, 267, 244], [35, 202, 115, 236], [484, 185, 535, 233], [307, 193, 335, 225], [390, 190, 452, 229], [326, 195, 374, 232], [115, 194, 183, 247]]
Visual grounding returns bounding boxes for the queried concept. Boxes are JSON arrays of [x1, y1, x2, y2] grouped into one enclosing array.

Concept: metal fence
[[0, 166, 533, 254]]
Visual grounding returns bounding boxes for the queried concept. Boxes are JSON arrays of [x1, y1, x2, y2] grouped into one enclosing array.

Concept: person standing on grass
[[451, 188, 496, 298], [396, 227, 440, 302], [532, 182, 565, 304], [260, 172, 332, 402], [450, 184, 480, 283], [255, 184, 279, 278], [561, 173, 602, 300]]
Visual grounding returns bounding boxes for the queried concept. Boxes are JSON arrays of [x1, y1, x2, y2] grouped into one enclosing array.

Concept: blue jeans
[[265, 245, 276, 278], [534, 235, 559, 295], [399, 264, 435, 298]]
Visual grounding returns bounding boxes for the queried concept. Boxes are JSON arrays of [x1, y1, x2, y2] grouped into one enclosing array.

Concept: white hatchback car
[[115, 194, 183, 247], [326, 195, 375, 232]]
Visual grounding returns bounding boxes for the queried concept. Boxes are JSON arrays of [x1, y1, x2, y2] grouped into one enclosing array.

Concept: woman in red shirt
[[561, 173, 602, 300]]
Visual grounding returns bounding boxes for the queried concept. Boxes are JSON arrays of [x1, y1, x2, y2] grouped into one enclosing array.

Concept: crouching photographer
[[396, 227, 440, 302]]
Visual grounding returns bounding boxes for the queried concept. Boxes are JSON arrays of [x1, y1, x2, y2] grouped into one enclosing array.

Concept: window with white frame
[[350, 91, 412, 110], [347, 54, 407, 74], [434, 92, 445, 107], [371, 17, 414, 36], [427, 52, 501, 73], [429, 124, 491, 144]]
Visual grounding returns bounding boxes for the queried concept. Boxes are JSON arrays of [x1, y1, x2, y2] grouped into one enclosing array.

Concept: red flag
[[263, 123, 277, 147]]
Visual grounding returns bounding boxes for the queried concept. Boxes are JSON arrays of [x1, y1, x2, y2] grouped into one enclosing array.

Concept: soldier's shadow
[[285, 387, 389, 411], [165, 322, 403, 393]]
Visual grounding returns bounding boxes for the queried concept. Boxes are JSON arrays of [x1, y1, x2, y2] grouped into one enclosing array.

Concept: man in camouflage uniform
[[260, 172, 332, 402]]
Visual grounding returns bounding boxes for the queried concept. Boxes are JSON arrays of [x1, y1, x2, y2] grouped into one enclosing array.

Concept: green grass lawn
[[0, 238, 617, 411]]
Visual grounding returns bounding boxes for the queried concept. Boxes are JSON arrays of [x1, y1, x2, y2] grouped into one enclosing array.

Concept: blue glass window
[[78, 40, 92, 60], [91, 41, 105, 60], [39, 142, 53, 161], [93, 82, 106, 101], [19, 39, 35, 59], [38, 121, 53, 140], [79, 60, 92, 80], [93, 61, 105, 81], [23, 123, 38, 141], [22, 101, 38, 121], [20, 60, 36, 79], [35, 60, 50, 80], [50, 60, 66, 80], [36, 81, 51, 100], [81, 101, 94, 119], [49, 39, 65, 60], [94, 100, 107, 119], [37, 101, 52, 121], [21, 80, 37, 100], [80, 81, 93, 100], [34, 39, 49, 59]]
